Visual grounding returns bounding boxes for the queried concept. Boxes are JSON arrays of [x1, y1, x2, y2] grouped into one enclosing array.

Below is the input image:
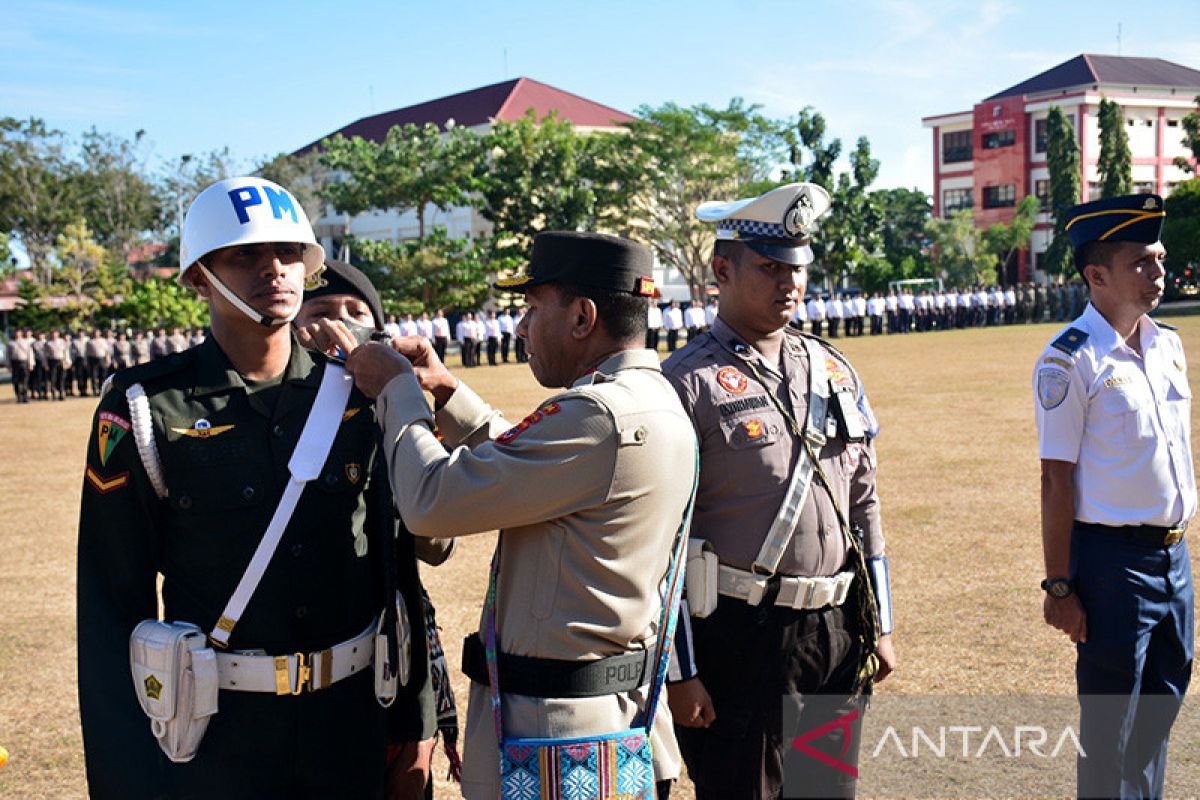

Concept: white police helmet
[[179, 176, 324, 284]]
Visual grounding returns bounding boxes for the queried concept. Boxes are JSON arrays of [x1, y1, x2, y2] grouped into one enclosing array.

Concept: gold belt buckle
[[1165, 528, 1184, 546], [274, 652, 311, 695]]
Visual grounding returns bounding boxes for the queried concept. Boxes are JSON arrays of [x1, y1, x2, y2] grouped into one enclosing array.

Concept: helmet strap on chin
[[194, 261, 297, 327]]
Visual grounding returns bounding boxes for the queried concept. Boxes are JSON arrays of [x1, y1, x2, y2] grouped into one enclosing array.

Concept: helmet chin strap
[[194, 261, 298, 327]]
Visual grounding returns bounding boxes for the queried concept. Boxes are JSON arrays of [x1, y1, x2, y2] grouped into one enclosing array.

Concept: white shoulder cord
[[126, 383, 169, 500]]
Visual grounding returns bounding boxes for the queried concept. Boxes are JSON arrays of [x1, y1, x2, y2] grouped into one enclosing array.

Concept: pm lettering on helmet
[[227, 186, 300, 225]]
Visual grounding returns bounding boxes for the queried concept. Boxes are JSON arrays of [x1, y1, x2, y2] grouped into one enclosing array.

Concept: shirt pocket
[[165, 464, 272, 570], [715, 415, 789, 492], [1100, 386, 1156, 446]]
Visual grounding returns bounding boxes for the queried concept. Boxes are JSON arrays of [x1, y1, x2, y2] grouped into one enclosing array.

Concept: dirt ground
[[2, 317, 1199, 798]]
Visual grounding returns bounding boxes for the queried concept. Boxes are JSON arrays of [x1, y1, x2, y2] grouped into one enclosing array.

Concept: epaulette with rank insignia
[[1157, 320, 1178, 331], [1050, 327, 1088, 356]]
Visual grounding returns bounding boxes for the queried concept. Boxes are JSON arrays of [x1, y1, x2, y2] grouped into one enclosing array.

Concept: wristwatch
[[1040, 577, 1073, 598]]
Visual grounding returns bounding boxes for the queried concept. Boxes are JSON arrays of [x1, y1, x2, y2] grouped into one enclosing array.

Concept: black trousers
[[501, 333, 511, 362], [647, 329, 661, 351], [676, 594, 867, 800], [10, 363, 29, 402], [433, 337, 447, 362], [486, 337, 498, 366], [45, 359, 65, 399]]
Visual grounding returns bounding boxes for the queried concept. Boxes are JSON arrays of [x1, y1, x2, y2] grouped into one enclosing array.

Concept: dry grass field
[[3, 316, 1199, 798]]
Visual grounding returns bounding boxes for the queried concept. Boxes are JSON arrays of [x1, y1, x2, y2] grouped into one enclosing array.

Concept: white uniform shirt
[[433, 317, 451, 339], [456, 320, 473, 343], [417, 318, 435, 339], [868, 297, 885, 316], [1004, 289, 1017, 307], [791, 302, 808, 324], [400, 318, 419, 337], [825, 298, 841, 319], [384, 321, 402, 338], [664, 307, 684, 331], [853, 296, 866, 317], [807, 298, 825, 320], [885, 295, 899, 312], [1034, 303, 1196, 527], [899, 293, 915, 311], [684, 305, 706, 329], [499, 313, 515, 336], [705, 303, 718, 326], [647, 305, 664, 330], [486, 318, 502, 338]]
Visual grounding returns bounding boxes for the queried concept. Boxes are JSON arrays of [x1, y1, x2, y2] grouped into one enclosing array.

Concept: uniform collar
[[571, 348, 662, 387], [192, 333, 319, 398], [710, 316, 793, 380], [1078, 302, 1164, 359]]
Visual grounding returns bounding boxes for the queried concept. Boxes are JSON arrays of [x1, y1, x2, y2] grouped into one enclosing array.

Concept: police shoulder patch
[[1037, 368, 1071, 410], [1050, 327, 1088, 356]]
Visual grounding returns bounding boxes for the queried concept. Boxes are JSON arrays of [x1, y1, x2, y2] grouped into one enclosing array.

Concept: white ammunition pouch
[[373, 591, 412, 707], [129, 620, 219, 763], [685, 538, 720, 619]]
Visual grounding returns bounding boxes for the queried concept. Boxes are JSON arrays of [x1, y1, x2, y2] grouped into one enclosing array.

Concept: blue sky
[[3, 0, 1199, 194]]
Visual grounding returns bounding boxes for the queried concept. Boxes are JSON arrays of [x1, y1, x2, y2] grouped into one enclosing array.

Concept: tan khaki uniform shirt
[[663, 317, 884, 577], [376, 349, 696, 798]]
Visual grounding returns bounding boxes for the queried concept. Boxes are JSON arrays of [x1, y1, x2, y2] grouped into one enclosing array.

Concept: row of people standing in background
[[382, 308, 530, 369], [5, 326, 205, 403]]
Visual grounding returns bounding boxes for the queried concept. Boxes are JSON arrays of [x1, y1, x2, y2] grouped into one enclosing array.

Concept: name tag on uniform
[[1103, 375, 1135, 389]]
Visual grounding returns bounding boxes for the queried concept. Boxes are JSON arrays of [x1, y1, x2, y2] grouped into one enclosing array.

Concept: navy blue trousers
[[1072, 528, 1194, 799]]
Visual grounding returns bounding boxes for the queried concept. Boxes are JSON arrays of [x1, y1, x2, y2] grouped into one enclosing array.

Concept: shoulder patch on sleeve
[[494, 400, 564, 445], [1050, 327, 1089, 356], [1037, 368, 1071, 410]]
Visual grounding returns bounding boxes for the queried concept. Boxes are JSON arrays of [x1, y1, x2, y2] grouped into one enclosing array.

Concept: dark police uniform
[[1034, 193, 1194, 799], [77, 334, 435, 799]]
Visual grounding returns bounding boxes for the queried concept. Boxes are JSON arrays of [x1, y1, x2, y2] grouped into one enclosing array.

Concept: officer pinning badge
[[495, 401, 563, 444], [172, 420, 236, 439], [304, 262, 328, 291], [85, 465, 129, 494], [345, 463, 362, 485], [97, 411, 131, 466], [143, 673, 163, 700], [1037, 368, 1071, 410], [716, 367, 749, 395]]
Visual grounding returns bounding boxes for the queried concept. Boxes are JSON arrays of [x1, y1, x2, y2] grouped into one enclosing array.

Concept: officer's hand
[[667, 678, 716, 728], [1043, 594, 1087, 643], [345, 342, 413, 398], [873, 633, 896, 683], [295, 317, 360, 361], [388, 336, 458, 408], [385, 738, 435, 800]]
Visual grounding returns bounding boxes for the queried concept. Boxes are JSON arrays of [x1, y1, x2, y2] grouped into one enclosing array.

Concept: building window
[[982, 184, 1016, 209], [1167, 118, 1180, 128], [983, 130, 1016, 149], [1088, 181, 1102, 199], [942, 130, 972, 163], [1035, 179, 1050, 210], [943, 188, 973, 215], [1035, 119, 1048, 152], [1135, 181, 1155, 194]]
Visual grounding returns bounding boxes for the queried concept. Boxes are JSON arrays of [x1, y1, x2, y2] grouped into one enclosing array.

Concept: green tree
[[982, 195, 1040, 282], [350, 230, 492, 312], [819, 137, 885, 286], [779, 107, 842, 192], [926, 209, 996, 286], [111, 275, 209, 330], [255, 149, 332, 231], [1096, 98, 1133, 197], [10, 278, 58, 330], [55, 220, 108, 308], [1043, 107, 1081, 277], [0, 118, 81, 283], [159, 148, 239, 237], [616, 100, 771, 298], [75, 128, 164, 262], [320, 122, 480, 242], [1174, 95, 1200, 175], [1162, 178, 1200, 270], [874, 187, 932, 275]]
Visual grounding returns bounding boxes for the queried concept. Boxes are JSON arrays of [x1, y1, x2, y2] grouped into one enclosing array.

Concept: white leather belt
[[216, 624, 374, 695], [718, 565, 855, 610]]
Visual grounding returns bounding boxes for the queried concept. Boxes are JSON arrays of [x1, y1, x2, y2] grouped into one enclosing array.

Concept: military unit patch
[[495, 401, 562, 445], [97, 411, 131, 466], [716, 367, 749, 395], [743, 419, 765, 439], [1037, 368, 1071, 410], [86, 465, 129, 494], [345, 463, 362, 484], [143, 673, 163, 700]]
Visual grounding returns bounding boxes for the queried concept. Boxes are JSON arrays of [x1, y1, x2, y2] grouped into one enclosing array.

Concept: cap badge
[[783, 194, 815, 236], [1144, 197, 1158, 210], [304, 263, 328, 292], [636, 276, 656, 296]]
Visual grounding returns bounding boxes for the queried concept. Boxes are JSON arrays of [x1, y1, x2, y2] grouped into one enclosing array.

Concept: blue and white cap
[[696, 183, 832, 266]]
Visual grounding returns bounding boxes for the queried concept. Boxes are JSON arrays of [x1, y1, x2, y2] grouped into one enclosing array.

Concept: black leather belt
[[1075, 521, 1188, 547], [461, 633, 654, 698]]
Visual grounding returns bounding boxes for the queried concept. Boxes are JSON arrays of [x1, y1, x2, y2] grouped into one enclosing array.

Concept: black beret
[[1064, 194, 1166, 250], [303, 260, 385, 332], [494, 231, 656, 296]]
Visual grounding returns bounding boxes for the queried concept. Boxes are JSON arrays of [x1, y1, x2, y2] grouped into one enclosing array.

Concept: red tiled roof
[[295, 77, 636, 154], [987, 54, 1200, 100]]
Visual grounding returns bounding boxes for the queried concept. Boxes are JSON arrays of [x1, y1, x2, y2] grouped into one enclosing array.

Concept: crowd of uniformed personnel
[[3, 326, 206, 403]]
